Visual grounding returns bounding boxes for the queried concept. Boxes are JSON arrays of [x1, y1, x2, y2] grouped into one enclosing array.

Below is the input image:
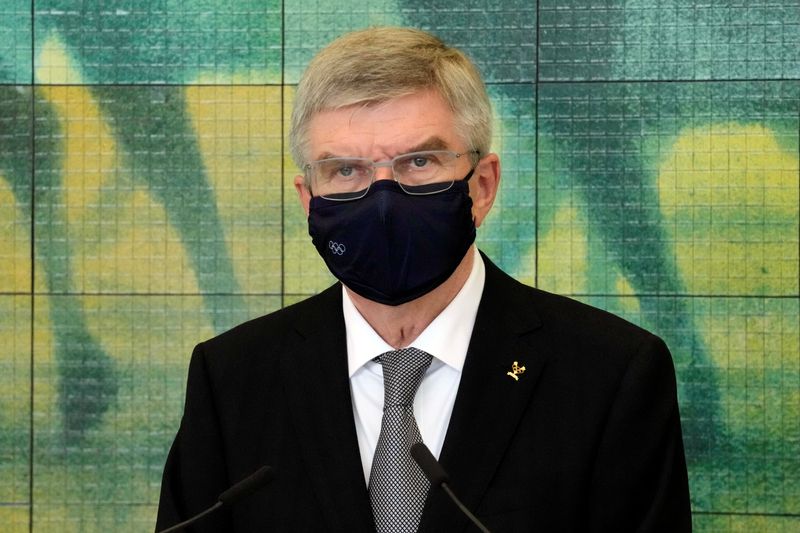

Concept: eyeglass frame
[[303, 149, 482, 201]]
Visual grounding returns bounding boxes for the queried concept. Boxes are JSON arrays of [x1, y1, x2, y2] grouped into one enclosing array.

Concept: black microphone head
[[218, 465, 274, 507], [411, 443, 450, 487]]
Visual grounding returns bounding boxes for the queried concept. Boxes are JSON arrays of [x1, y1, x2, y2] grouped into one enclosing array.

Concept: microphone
[[158, 465, 274, 533], [411, 443, 492, 533]]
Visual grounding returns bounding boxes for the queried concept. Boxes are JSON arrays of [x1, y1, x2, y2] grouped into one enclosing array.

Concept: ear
[[468, 153, 500, 228], [294, 174, 312, 217]]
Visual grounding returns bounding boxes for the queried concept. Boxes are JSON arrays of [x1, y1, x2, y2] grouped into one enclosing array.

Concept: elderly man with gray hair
[[157, 27, 691, 532]]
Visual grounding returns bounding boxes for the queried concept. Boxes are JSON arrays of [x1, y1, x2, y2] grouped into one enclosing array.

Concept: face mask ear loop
[[462, 150, 482, 183], [462, 164, 477, 225], [462, 166, 476, 183]]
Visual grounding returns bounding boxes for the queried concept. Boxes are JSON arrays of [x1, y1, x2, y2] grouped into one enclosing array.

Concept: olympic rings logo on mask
[[328, 241, 346, 255]]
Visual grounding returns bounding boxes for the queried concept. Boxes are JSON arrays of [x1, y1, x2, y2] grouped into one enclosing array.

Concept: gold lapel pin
[[506, 361, 526, 381]]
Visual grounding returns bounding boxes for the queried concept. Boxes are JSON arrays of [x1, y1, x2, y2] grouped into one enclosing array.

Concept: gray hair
[[289, 27, 492, 170]]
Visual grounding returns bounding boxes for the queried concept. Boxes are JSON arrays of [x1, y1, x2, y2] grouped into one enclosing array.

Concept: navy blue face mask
[[307, 177, 476, 305]]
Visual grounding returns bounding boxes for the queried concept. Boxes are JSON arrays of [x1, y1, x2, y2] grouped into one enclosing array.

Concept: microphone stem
[[159, 501, 223, 533], [441, 483, 491, 533]]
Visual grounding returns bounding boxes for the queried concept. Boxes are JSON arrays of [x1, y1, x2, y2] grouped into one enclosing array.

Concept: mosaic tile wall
[[0, 1, 797, 531]]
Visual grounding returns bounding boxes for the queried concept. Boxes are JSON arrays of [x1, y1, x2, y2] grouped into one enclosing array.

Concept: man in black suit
[[156, 27, 691, 532]]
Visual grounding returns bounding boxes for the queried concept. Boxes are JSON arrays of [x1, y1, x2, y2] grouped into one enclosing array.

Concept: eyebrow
[[313, 136, 452, 162], [405, 137, 450, 153]]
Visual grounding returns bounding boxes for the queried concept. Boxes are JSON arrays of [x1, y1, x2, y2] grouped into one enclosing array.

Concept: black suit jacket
[[156, 254, 691, 532]]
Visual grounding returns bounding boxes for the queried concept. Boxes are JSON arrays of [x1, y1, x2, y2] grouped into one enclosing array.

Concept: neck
[[346, 246, 475, 349]]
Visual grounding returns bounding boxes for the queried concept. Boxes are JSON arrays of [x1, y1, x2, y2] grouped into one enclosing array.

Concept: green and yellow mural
[[0, 1, 798, 530]]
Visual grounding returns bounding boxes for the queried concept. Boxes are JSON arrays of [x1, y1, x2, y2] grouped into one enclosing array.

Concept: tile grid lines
[[539, 77, 800, 85], [7, 5, 800, 527], [534, 0, 540, 289], [28, 0, 35, 531], [280, 0, 285, 309], [0, 83, 292, 88], [538, 78, 800, 84], [1, 292, 800, 299], [7, 499, 791, 514], [694, 511, 800, 519], [5, 502, 159, 507], [4, 78, 800, 88], [5, 501, 794, 514]]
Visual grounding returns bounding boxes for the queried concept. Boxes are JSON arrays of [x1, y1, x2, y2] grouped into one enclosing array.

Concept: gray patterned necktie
[[369, 347, 433, 533]]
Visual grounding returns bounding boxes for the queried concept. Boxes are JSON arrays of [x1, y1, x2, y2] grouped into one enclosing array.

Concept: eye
[[329, 162, 370, 181], [411, 156, 430, 168], [337, 165, 354, 177], [401, 153, 443, 172]]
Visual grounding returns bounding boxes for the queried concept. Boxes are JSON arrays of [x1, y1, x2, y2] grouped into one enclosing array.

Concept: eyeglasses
[[304, 149, 480, 201]]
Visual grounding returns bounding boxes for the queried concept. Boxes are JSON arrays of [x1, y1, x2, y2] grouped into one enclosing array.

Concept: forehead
[[307, 90, 462, 160]]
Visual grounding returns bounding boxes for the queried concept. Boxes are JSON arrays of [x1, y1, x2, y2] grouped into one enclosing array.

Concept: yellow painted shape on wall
[[537, 204, 589, 294], [30, 503, 157, 533], [281, 86, 334, 295], [29, 296, 218, 515], [614, 276, 642, 314], [695, 301, 800, 456], [0, 295, 32, 505], [537, 200, 640, 312], [482, 110, 536, 287], [0, 177, 30, 292], [1, 258, 48, 435], [37, 84, 201, 295], [35, 34, 83, 84], [0, 507, 29, 533], [185, 85, 283, 293], [659, 123, 799, 294], [30, 292, 56, 421]]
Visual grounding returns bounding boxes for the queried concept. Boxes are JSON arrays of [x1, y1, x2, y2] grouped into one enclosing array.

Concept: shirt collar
[[344, 246, 486, 377]]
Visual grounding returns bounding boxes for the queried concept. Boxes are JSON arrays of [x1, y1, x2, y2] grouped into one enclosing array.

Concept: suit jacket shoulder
[[156, 282, 377, 532], [480, 253, 663, 373], [202, 282, 342, 366], [422, 254, 690, 532]]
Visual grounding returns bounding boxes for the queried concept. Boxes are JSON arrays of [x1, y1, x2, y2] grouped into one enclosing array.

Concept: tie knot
[[378, 347, 433, 407]]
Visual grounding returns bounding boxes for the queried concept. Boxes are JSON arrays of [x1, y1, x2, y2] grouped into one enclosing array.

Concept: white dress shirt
[[344, 247, 486, 483]]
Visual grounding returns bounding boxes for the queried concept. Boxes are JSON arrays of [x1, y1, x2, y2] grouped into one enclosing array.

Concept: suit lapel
[[278, 257, 547, 532], [422, 255, 547, 531], [279, 285, 374, 532]]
